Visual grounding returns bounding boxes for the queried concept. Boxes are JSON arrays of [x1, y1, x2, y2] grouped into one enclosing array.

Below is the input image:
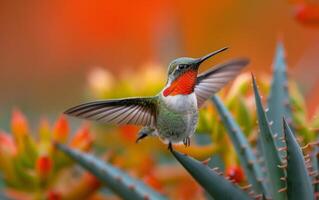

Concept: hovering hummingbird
[[64, 47, 249, 150]]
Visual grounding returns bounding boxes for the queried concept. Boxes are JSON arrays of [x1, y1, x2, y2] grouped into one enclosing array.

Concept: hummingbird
[[64, 47, 249, 150]]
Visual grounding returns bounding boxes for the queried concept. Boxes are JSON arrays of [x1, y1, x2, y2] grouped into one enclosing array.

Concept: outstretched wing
[[195, 58, 249, 108], [64, 97, 157, 126]]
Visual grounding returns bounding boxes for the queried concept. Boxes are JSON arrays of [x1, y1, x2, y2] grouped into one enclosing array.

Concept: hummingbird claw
[[135, 133, 148, 143], [168, 142, 173, 151], [183, 137, 191, 147]]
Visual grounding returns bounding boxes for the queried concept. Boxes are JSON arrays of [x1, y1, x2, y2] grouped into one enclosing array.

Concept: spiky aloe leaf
[[283, 118, 314, 200], [211, 95, 267, 196], [171, 150, 252, 200], [0, 192, 12, 200], [267, 42, 293, 159], [311, 144, 319, 193], [252, 75, 286, 200], [55, 143, 166, 200]]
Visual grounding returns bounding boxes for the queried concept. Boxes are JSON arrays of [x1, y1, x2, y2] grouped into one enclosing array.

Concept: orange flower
[[143, 173, 163, 192], [70, 125, 93, 151], [11, 109, 29, 137], [53, 116, 69, 142], [225, 165, 245, 183], [0, 132, 17, 156], [294, 3, 319, 26], [175, 178, 203, 200], [36, 155, 53, 178]]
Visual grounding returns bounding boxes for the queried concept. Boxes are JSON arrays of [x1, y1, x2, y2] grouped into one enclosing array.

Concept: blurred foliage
[[0, 110, 98, 200], [87, 64, 166, 99]]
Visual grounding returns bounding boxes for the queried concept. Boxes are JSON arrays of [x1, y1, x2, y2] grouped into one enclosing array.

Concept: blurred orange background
[[0, 0, 319, 122]]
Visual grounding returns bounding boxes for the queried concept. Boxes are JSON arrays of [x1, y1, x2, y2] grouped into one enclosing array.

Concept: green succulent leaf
[[171, 149, 252, 200], [0, 192, 13, 200], [267, 42, 293, 159], [252, 75, 286, 200], [55, 143, 166, 200], [19, 135, 38, 169], [283, 118, 314, 200], [211, 95, 267, 196], [311, 145, 319, 193]]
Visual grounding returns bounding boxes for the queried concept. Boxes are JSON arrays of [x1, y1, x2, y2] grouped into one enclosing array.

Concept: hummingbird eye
[[178, 65, 185, 70]]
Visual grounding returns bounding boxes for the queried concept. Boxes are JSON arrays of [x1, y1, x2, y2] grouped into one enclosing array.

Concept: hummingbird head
[[163, 47, 228, 97]]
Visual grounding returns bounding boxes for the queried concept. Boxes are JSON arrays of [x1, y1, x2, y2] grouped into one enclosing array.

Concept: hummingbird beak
[[195, 47, 228, 67]]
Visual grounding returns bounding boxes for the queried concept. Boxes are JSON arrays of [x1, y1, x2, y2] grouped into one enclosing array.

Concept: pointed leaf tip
[[283, 118, 314, 200], [268, 41, 293, 160], [252, 75, 286, 200], [273, 42, 286, 71]]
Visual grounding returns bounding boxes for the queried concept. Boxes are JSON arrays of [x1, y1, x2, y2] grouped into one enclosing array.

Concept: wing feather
[[64, 97, 157, 127], [195, 59, 249, 107], [118, 105, 137, 124]]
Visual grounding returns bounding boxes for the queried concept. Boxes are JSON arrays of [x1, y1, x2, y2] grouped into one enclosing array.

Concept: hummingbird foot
[[168, 142, 173, 151], [183, 137, 191, 147]]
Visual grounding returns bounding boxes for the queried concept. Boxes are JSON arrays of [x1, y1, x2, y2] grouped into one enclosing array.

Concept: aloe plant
[[283, 118, 314, 200], [267, 42, 293, 160], [311, 144, 319, 194], [211, 95, 267, 196], [55, 143, 167, 200], [172, 75, 317, 199], [171, 149, 252, 200], [0, 192, 12, 200], [252, 74, 286, 200]]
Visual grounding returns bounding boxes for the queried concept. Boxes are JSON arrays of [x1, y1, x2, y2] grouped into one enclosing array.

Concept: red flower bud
[[294, 3, 319, 26], [53, 116, 69, 142], [225, 165, 245, 183], [36, 155, 53, 178], [70, 125, 93, 151], [47, 190, 62, 200], [143, 173, 163, 192]]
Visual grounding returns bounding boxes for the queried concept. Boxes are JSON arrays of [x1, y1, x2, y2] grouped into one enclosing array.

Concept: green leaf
[[171, 150, 252, 200], [252, 75, 286, 200], [0, 192, 13, 200], [267, 42, 293, 158], [283, 118, 314, 200], [311, 145, 319, 193], [16, 135, 38, 170], [55, 143, 166, 200], [211, 95, 267, 196]]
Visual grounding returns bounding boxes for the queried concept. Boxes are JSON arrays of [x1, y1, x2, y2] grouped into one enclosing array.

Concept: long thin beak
[[196, 47, 228, 65]]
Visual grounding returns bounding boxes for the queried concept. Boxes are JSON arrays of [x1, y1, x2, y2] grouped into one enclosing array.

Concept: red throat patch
[[163, 70, 197, 96]]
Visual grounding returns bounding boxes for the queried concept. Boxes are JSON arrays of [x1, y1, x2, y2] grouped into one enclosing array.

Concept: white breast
[[161, 92, 198, 113]]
